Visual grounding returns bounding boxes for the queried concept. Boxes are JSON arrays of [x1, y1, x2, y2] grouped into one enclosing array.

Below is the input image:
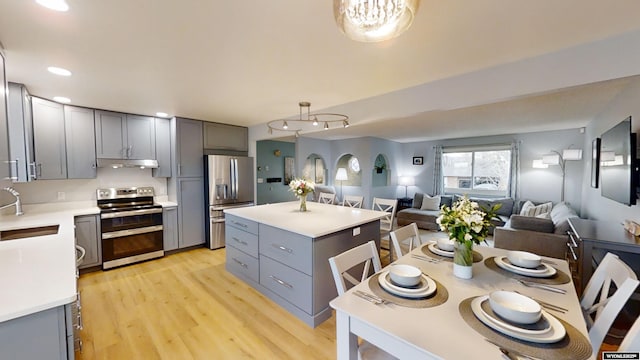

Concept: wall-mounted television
[[600, 116, 637, 206]]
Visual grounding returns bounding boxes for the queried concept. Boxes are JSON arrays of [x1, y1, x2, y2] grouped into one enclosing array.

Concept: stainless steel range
[[97, 187, 164, 269]]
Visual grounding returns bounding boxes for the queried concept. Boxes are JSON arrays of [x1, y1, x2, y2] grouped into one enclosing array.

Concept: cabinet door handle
[[272, 244, 293, 253], [36, 163, 42, 177], [232, 237, 248, 246], [5, 159, 18, 180], [232, 257, 248, 269], [269, 275, 293, 289], [232, 221, 248, 228], [29, 162, 37, 180], [177, 163, 181, 177]]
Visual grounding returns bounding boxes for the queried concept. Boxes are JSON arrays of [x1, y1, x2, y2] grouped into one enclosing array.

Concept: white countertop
[[0, 202, 99, 323], [224, 201, 387, 238]]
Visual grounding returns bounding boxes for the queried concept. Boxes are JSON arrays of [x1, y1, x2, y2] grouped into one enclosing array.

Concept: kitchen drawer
[[226, 214, 259, 235], [226, 225, 258, 258], [226, 245, 259, 284], [259, 225, 312, 275], [260, 256, 312, 314]]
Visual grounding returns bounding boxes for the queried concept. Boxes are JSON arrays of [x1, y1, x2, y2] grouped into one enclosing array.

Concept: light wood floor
[[77, 248, 338, 360]]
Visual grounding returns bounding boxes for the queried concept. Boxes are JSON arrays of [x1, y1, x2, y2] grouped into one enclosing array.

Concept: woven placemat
[[484, 257, 571, 285], [459, 297, 592, 360], [420, 243, 484, 263], [368, 272, 449, 308]]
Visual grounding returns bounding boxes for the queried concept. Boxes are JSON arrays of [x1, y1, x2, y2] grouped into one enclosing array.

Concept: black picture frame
[[591, 138, 601, 188], [413, 156, 424, 165]]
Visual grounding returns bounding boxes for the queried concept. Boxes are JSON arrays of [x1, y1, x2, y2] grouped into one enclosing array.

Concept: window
[[442, 146, 511, 196]]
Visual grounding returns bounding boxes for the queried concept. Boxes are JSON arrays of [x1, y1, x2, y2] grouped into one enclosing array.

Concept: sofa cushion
[[520, 200, 553, 217], [312, 185, 336, 202], [413, 192, 424, 209], [509, 215, 555, 233], [420, 194, 441, 210]]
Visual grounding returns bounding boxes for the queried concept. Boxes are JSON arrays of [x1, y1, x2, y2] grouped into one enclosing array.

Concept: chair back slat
[[328, 241, 382, 295]]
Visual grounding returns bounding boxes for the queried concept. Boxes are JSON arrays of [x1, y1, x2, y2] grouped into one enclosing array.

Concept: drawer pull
[[567, 243, 578, 260], [232, 237, 248, 246], [568, 232, 578, 247], [272, 244, 293, 253], [269, 275, 293, 289], [232, 221, 248, 228], [232, 258, 248, 269]]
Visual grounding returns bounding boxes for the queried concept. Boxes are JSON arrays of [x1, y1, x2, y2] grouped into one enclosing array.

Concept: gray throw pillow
[[413, 192, 424, 209], [420, 194, 441, 211], [510, 215, 555, 233]]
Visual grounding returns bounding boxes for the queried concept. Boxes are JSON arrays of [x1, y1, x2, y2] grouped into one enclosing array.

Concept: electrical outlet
[[57, 192, 65, 200]]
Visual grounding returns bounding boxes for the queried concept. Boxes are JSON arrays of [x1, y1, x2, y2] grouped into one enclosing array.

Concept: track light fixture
[[267, 101, 349, 136]]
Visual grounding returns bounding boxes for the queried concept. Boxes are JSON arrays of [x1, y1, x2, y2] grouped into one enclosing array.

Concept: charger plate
[[495, 256, 557, 277], [484, 257, 571, 285], [367, 272, 448, 308]]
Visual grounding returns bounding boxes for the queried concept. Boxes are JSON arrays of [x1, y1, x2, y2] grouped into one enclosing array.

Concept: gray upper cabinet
[[152, 117, 171, 178], [0, 51, 10, 183], [32, 97, 67, 180], [94, 110, 126, 158], [203, 122, 248, 152], [64, 105, 97, 179], [126, 114, 155, 159], [95, 111, 156, 160], [7, 82, 34, 182], [175, 118, 203, 177]]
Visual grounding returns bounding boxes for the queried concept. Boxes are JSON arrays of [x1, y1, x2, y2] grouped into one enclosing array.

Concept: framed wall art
[[591, 138, 600, 188], [412, 156, 424, 165], [315, 158, 324, 184], [284, 156, 295, 185]]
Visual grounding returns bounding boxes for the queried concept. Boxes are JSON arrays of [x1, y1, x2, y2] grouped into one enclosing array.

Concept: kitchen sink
[[0, 225, 60, 241]]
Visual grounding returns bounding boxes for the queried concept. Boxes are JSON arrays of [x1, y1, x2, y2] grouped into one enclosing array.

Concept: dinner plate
[[479, 298, 552, 335], [471, 295, 566, 343], [377, 270, 437, 298], [495, 256, 557, 277], [427, 242, 454, 257]]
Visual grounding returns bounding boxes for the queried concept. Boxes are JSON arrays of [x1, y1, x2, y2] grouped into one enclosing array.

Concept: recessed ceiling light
[[47, 66, 72, 76], [156, 112, 168, 117], [53, 96, 71, 103], [36, 0, 69, 12]]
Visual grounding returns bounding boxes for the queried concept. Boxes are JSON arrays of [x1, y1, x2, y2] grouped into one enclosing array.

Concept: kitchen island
[[224, 201, 386, 327]]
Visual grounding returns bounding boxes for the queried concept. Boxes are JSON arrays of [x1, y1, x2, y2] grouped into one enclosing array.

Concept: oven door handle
[[100, 208, 163, 219], [102, 225, 164, 239]]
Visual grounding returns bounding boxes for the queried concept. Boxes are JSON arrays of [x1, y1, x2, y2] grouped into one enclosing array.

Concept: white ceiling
[[2, 1, 640, 142]]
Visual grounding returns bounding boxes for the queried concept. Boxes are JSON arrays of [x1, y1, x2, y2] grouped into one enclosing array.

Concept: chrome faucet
[[0, 187, 24, 216]]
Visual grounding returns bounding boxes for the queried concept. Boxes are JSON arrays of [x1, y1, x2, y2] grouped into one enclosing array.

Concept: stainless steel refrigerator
[[204, 155, 254, 249]]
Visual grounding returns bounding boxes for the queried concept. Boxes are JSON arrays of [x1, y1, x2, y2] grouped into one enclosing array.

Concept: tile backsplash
[[11, 168, 168, 204]]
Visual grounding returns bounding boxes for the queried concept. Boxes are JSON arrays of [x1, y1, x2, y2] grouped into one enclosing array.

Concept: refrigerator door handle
[[229, 158, 235, 200], [233, 158, 239, 199]]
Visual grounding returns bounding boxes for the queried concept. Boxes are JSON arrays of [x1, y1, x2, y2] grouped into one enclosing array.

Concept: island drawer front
[[226, 225, 259, 258], [259, 225, 312, 275], [226, 245, 259, 284], [226, 214, 259, 235], [260, 256, 312, 314]]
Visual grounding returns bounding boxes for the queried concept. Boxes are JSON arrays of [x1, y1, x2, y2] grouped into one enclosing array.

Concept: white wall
[[581, 77, 640, 223], [9, 168, 167, 204]]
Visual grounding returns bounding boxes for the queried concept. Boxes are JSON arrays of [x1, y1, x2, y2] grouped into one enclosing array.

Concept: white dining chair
[[372, 197, 398, 262], [618, 315, 640, 351], [328, 241, 397, 360], [580, 252, 640, 356], [318, 192, 337, 204], [389, 222, 424, 262], [342, 195, 364, 208]]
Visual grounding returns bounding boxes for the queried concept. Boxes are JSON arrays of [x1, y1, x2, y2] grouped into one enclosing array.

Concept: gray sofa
[[396, 193, 515, 234], [493, 201, 579, 259], [310, 184, 336, 202]]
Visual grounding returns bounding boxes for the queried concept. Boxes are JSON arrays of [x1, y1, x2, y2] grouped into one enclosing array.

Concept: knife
[[353, 290, 384, 304]]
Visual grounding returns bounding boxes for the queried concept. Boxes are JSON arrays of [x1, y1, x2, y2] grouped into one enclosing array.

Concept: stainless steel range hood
[[96, 158, 159, 169]]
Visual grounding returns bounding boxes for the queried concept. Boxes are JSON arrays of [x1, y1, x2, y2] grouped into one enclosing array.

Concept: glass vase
[[299, 196, 307, 212], [453, 240, 473, 279]]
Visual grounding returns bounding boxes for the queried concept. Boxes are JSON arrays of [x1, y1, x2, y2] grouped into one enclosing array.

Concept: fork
[[411, 254, 441, 263], [516, 279, 567, 294], [354, 290, 394, 305], [512, 290, 568, 313]]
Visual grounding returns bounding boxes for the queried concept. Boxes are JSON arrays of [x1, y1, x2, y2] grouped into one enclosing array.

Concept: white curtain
[[509, 141, 521, 200], [433, 145, 443, 195]]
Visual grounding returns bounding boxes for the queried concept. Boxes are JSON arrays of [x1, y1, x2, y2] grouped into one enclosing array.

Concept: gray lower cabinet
[[152, 117, 171, 178], [177, 177, 205, 248], [0, 304, 76, 360], [225, 216, 380, 327], [32, 97, 67, 179], [64, 106, 97, 179], [163, 206, 178, 251], [75, 215, 101, 269]]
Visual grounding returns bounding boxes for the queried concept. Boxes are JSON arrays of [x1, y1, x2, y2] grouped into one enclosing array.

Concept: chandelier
[[267, 102, 349, 137], [333, 0, 420, 42]]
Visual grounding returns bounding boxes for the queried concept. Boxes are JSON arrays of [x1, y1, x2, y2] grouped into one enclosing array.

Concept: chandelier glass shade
[[333, 0, 420, 42], [267, 102, 349, 137]]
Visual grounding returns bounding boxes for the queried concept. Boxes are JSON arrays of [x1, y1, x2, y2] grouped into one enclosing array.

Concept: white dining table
[[329, 244, 594, 360]]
